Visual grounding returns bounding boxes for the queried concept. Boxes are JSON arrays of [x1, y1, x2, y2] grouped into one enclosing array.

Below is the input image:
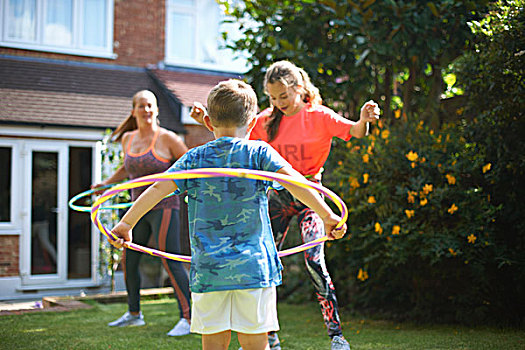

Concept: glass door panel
[[68, 147, 93, 279], [31, 151, 58, 275]]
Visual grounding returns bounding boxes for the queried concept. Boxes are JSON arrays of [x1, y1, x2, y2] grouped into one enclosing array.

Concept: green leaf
[[427, 2, 440, 18]]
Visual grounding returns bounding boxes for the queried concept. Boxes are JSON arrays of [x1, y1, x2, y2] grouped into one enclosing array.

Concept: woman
[[93, 90, 191, 336]]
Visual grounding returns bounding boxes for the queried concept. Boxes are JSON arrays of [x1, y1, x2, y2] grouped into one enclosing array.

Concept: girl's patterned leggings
[[268, 188, 343, 338]]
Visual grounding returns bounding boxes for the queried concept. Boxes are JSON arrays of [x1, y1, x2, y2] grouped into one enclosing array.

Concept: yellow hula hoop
[[90, 168, 348, 263]]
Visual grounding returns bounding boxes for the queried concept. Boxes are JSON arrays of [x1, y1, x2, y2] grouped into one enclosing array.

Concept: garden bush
[[323, 117, 502, 325]]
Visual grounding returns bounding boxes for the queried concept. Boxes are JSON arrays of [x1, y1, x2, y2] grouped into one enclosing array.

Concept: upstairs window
[[165, 0, 247, 73], [1, 0, 114, 58]]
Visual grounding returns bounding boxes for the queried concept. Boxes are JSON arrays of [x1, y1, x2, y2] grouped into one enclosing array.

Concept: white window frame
[[0, 0, 116, 59], [0, 140, 21, 235], [165, 0, 247, 73], [0, 129, 104, 290]]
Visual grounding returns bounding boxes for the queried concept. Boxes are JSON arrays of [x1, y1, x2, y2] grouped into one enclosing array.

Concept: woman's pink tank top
[[124, 129, 180, 210]]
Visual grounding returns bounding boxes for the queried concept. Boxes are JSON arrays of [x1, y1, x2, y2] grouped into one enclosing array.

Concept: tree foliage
[[219, 0, 524, 324], [221, 0, 488, 124]]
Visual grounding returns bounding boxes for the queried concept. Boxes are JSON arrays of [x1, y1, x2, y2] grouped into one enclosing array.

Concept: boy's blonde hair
[[207, 79, 258, 127]]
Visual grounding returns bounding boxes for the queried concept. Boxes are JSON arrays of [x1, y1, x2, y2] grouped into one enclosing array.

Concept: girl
[[192, 61, 379, 350]]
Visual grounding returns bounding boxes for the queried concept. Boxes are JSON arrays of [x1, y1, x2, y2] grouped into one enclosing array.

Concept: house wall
[[0, 0, 165, 67], [0, 236, 19, 277]]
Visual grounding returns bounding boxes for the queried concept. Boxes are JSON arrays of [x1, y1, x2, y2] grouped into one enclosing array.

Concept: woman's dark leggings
[[269, 189, 343, 338], [122, 208, 191, 320]]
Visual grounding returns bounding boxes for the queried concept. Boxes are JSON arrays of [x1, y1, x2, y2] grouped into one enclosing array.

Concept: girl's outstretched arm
[[350, 100, 381, 138]]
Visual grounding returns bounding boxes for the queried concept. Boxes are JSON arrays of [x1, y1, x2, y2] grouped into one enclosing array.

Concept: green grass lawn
[[1, 298, 523, 349]]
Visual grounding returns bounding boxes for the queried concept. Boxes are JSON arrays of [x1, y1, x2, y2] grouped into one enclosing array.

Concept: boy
[[109, 79, 347, 350]]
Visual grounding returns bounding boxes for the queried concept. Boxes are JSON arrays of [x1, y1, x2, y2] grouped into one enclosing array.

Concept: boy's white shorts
[[190, 286, 279, 335]]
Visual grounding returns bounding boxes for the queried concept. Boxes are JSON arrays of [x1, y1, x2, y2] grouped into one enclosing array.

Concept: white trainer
[[107, 311, 145, 327], [167, 318, 191, 336], [331, 335, 351, 350]]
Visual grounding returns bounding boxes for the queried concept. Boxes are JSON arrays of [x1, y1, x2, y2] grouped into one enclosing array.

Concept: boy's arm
[[276, 166, 347, 239], [110, 180, 177, 248]]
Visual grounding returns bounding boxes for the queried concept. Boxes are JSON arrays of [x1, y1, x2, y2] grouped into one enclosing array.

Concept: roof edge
[[0, 54, 146, 72]]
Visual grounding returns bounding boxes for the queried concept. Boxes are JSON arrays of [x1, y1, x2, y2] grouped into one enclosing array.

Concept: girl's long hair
[[263, 61, 322, 141], [111, 90, 159, 142]]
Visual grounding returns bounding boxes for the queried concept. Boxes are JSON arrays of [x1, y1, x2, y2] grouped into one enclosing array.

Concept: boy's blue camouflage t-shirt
[[168, 137, 290, 293]]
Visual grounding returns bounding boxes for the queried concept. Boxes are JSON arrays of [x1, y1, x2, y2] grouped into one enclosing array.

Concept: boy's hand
[[109, 221, 133, 249], [360, 100, 380, 122], [190, 102, 207, 124], [322, 213, 347, 240]]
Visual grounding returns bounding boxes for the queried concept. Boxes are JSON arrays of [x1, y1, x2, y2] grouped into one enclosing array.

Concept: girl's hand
[[190, 102, 207, 124], [109, 221, 133, 249], [360, 100, 380, 122]]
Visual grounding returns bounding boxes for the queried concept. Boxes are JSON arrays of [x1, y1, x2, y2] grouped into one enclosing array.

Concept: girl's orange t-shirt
[[249, 103, 354, 176]]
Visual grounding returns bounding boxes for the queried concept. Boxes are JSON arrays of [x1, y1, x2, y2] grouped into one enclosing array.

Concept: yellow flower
[[357, 268, 369, 281], [392, 225, 401, 235], [349, 176, 360, 189], [448, 248, 457, 257], [448, 203, 458, 214], [362, 154, 370, 163], [363, 173, 369, 184], [375, 222, 383, 235], [419, 157, 426, 163], [420, 198, 428, 206], [406, 151, 418, 162], [446, 174, 456, 185], [411, 162, 416, 168], [467, 234, 477, 244], [367, 196, 376, 204], [394, 109, 401, 119], [381, 129, 390, 139], [482, 163, 492, 173], [337, 160, 343, 166], [405, 209, 415, 218], [422, 184, 433, 195], [407, 191, 416, 203]]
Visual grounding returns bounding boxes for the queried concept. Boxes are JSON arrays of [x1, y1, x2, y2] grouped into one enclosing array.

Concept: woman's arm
[[91, 133, 131, 191], [166, 132, 189, 160]]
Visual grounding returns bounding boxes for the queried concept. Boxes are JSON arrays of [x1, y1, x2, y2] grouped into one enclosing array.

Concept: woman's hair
[[111, 90, 159, 142], [207, 79, 258, 127], [263, 61, 322, 141]]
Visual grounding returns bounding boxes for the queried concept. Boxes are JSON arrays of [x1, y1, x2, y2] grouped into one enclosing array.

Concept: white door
[[20, 141, 69, 286]]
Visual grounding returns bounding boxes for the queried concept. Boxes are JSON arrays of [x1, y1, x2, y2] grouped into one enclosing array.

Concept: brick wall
[[0, 236, 19, 277], [113, 0, 165, 66], [0, 0, 166, 67]]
